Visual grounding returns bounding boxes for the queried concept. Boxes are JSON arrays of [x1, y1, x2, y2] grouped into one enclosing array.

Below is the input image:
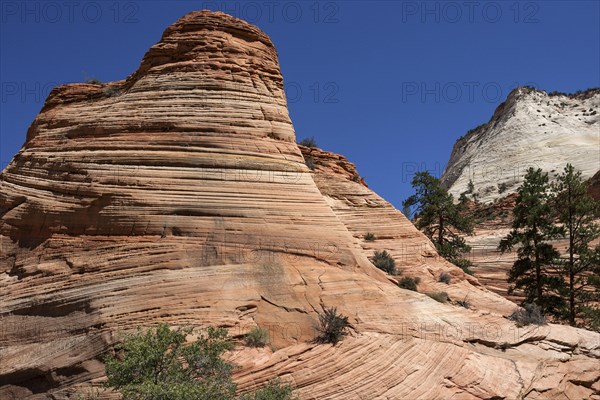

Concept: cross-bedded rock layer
[[1, 11, 599, 400], [441, 87, 600, 204]]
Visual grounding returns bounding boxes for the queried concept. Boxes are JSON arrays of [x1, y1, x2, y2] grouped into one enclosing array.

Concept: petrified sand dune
[[441, 87, 600, 204], [1, 11, 599, 400]]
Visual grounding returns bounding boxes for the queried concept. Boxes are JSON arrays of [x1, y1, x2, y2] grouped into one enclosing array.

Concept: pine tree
[[499, 168, 564, 315], [403, 172, 473, 270], [553, 164, 600, 328]]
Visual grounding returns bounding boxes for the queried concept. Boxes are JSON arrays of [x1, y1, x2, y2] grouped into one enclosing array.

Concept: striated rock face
[[441, 87, 600, 203], [1, 11, 600, 400]]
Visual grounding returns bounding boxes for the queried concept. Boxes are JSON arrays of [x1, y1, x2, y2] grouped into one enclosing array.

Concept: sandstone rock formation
[[1, 11, 599, 400], [441, 87, 600, 203]]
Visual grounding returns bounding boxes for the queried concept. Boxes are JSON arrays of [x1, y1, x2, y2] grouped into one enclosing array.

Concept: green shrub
[[103, 86, 122, 97], [240, 379, 296, 400], [579, 306, 600, 332], [427, 292, 449, 303], [498, 182, 508, 194], [315, 307, 349, 344], [453, 258, 474, 275], [85, 77, 102, 85], [105, 324, 236, 399], [398, 277, 419, 291], [509, 304, 545, 327], [305, 157, 316, 170], [438, 272, 451, 284], [364, 232, 375, 241], [298, 137, 318, 148], [245, 327, 269, 348], [456, 296, 470, 309], [104, 324, 295, 399], [371, 250, 396, 275]]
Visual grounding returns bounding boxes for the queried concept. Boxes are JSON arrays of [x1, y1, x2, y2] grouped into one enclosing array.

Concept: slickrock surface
[[300, 146, 517, 315], [442, 87, 600, 203], [1, 11, 599, 400]]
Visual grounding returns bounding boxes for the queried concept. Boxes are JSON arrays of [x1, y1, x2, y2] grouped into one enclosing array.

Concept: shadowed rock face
[[1, 11, 599, 400]]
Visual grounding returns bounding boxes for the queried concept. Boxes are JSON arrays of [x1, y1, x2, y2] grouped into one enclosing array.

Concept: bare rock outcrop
[[441, 87, 600, 204], [1, 11, 599, 400]]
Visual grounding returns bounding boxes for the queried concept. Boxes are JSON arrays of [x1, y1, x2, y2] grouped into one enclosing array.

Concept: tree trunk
[[438, 215, 444, 250], [569, 269, 575, 325], [568, 188, 576, 326], [533, 231, 542, 310]]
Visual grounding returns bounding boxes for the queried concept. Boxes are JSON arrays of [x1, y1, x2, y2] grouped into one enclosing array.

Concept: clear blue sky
[[1, 1, 599, 207]]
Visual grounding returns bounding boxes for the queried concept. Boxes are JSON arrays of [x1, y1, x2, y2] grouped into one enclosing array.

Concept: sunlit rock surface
[[442, 87, 600, 204]]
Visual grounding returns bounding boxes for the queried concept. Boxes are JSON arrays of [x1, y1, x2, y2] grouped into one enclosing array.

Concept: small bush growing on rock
[[364, 232, 376, 241], [427, 292, 449, 303], [498, 182, 508, 194], [371, 250, 396, 275], [398, 277, 419, 291], [352, 174, 361, 182], [305, 157, 316, 170], [509, 303, 546, 327], [240, 379, 296, 400], [315, 307, 349, 344], [245, 327, 269, 347], [103, 86, 122, 97], [456, 296, 470, 309], [438, 272, 451, 284], [85, 77, 102, 84], [298, 137, 318, 148]]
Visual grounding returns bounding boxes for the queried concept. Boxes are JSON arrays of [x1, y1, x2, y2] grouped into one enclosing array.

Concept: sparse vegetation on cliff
[[298, 136, 318, 148], [398, 276, 420, 291], [245, 327, 269, 347], [509, 303, 546, 327], [438, 272, 451, 284], [305, 156, 316, 170], [364, 232, 376, 241], [427, 292, 449, 303], [85, 77, 102, 84], [371, 250, 397, 275], [315, 307, 349, 344], [456, 296, 471, 309]]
